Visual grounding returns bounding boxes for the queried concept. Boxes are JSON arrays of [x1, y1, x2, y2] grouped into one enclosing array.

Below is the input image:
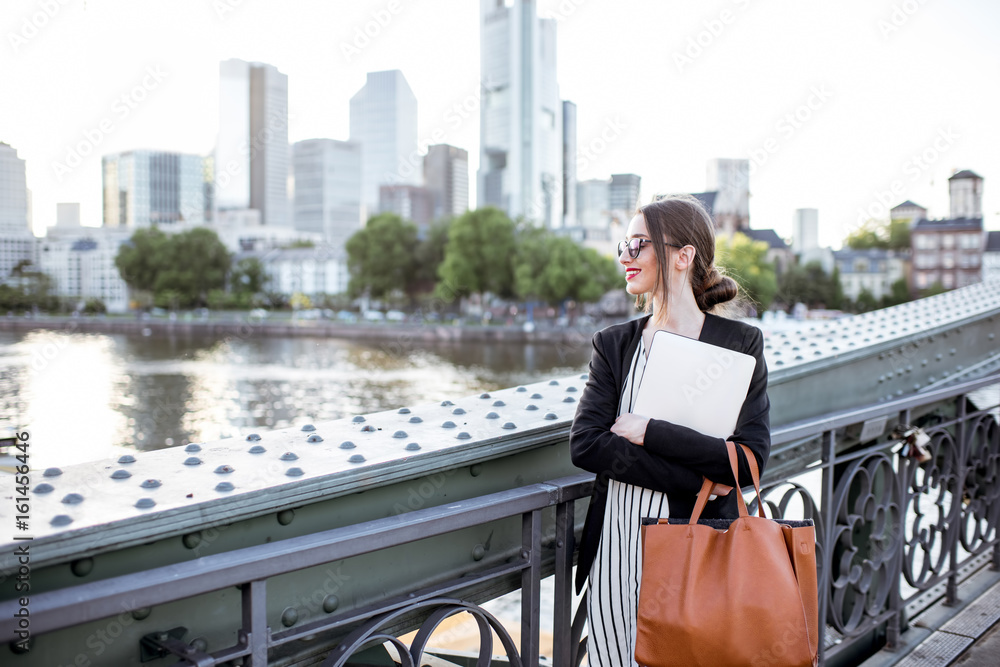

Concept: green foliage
[[116, 227, 231, 309], [514, 229, 621, 306], [82, 298, 106, 315], [888, 220, 911, 250], [845, 218, 911, 251], [922, 280, 947, 297], [437, 207, 517, 299], [282, 239, 315, 249], [880, 278, 911, 308], [346, 213, 419, 300], [231, 257, 266, 295], [414, 218, 452, 291], [0, 263, 60, 312], [776, 260, 842, 310], [716, 233, 778, 313], [855, 287, 878, 312]]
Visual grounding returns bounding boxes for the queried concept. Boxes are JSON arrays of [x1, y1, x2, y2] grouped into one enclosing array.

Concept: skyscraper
[[349, 70, 418, 220], [792, 208, 819, 255], [609, 173, 641, 217], [293, 139, 362, 250], [0, 142, 34, 279], [562, 101, 577, 227], [216, 59, 290, 227], [102, 151, 206, 228], [423, 144, 469, 220], [479, 0, 562, 227]]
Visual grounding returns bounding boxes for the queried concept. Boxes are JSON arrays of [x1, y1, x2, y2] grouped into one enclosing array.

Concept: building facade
[[609, 173, 641, 218], [833, 249, 907, 302], [0, 142, 36, 279], [562, 101, 577, 227], [350, 70, 419, 219], [216, 59, 290, 227], [292, 139, 362, 250], [378, 185, 436, 230], [792, 208, 819, 255], [576, 178, 610, 232], [102, 151, 207, 228], [890, 200, 927, 225], [741, 228, 794, 277], [478, 0, 562, 228], [983, 231, 1000, 283], [245, 247, 349, 297], [706, 158, 750, 235], [38, 228, 131, 313], [423, 144, 469, 220]]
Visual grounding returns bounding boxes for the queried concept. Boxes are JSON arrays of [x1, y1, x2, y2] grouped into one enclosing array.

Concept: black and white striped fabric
[[587, 336, 671, 667]]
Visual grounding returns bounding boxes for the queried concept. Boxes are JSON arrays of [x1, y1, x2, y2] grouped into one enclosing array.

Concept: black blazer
[[569, 312, 771, 593]]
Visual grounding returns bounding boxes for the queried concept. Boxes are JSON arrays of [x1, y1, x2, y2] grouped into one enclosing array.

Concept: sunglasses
[[617, 238, 687, 259]]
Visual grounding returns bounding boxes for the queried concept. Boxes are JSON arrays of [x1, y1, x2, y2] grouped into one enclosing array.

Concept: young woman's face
[[620, 213, 661, 295]]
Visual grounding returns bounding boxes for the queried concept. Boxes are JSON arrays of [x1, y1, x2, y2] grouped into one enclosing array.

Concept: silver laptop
[[632, 329, 758, 439]]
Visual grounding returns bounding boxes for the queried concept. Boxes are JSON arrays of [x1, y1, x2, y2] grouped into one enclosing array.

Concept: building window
[[942, 273, 954, 288], [854, 259, 869, 273], [916, 272, 928, 288], [915, 234, 939, 250], [942, 253, 955, 269], [960, 233, 981, 249], [941, 234, 955, 249]]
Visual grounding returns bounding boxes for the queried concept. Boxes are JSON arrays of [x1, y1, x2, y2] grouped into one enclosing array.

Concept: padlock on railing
[[890, 424, 932, 463]]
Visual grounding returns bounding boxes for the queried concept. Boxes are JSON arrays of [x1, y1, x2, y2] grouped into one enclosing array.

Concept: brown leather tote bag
[[635, 442, 819, 667]]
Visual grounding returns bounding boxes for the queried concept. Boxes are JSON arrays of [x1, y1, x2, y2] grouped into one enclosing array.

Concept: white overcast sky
[[3, 0, 999, 248]]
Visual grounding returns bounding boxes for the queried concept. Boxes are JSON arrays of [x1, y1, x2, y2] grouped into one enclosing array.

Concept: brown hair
[[635, 193, 746, 318]]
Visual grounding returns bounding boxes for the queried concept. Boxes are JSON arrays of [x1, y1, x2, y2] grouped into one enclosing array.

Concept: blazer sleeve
[[641, 325, 771, 488], [570, 330, 704, 496]]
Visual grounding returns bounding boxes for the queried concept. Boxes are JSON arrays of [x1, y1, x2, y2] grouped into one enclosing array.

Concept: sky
[[2, 0, 999, 249]]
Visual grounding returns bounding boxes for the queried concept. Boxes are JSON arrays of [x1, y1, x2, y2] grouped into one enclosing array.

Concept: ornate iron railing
[[2, 374, 998, 666]]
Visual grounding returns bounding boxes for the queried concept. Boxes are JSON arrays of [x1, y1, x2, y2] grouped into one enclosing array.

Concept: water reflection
[[0, 330, 593, 467]]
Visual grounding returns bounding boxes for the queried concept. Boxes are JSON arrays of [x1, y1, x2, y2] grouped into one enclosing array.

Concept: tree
[[845, 219, 889, 250], [115, 227, 171, 294], [776, 260, 841, 310], [880, 278, 911, 308], [231, 257, 267, 296], [888, 219, 911, 251], [437, 207, 517, 300], [715, 233, 778, 313], [922, 280, 947, 298], [855, 287, 878, 312], [345, 213, 419, 300], [413, 218, 452, 294], [514, 231, 621, 306]]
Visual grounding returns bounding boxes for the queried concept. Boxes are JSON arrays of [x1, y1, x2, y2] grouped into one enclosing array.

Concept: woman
[[569, 194, 771, 666]]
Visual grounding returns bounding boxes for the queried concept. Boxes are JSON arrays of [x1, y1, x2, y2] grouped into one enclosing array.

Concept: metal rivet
[[493, 400, 506, 406], [306, 434, 324, 443], [35, 483, 54, 494], [118, 455, 136, 464], [323, 595, 340, 613], [281, 607, 299, 627], [184, 457, 202, 466], [472, 544, 486, 561], [470, 463, 483, 476], [62, 493, 83, 505], [409, 416, 423, 423], [132, 607, 152, 621], [441, 400, 454, 407], [348, 454, 366, 463], [246, 434, 261, 442], [339, 441, 356, 449], [135, 498, 156, 509], [183, 532, 202, 549], [516, 387, 527, 392], [277, 509, 295, 525], [457, 432, 472, 439], [352, 416, 366, 423], [579, 374, 588, 380], [360, 425, 376, 432], [280, 452, 299, 461], [531, 393, 543, 399], [214, 465, 235, 474], [442, 421, 457, 429], [190, 638, 209, 653], [398, 407, 411, 414], [502, 422, 516, 430], [185, 443, 202, 453], [544, 413, 557, 420], [405, 442, 421, 451], [525, 404, 538, 411], [566, 386, 578, 393], [486, 412, 500, 419], [141, 479, 161, 488], [480, 393, 491, 399], [215, 482, 234, 492], [301, 424, 316, 432], [549, 380, 559, 386], [44, 467, 63, 477], [452, 407, 466, 415], [111, 469, 132, 479], [392, 430, 408, 439], [286, 467, 304, 477], [71, 558, 94, 577], [563, 396, 575, 403], [248, 445, 266, 454], [51, 515, 73, 527]]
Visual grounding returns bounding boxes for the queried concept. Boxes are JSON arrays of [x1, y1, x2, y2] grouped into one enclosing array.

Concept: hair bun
[[697, 268, 738, 311]]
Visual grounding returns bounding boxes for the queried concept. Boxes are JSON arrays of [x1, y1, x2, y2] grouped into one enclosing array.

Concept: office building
[[792, 208, 819, 255], [0, 142, 36, 279], [609, 173, 641, 218], [562, 101, 577, 227], [216, 59, 290, 227], [102, 151, 207, 228], [293, 139, 362, 250], [910, 170, 985, 292], [576, 178, 610, 231], [423, 144, 469, 220], [349, 70, 419, 219], [478, 0, 562, 227], [379, 185, 436, 230]]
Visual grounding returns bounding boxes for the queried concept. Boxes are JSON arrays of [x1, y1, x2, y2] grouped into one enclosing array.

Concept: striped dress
[[587, 335, 670, 667]]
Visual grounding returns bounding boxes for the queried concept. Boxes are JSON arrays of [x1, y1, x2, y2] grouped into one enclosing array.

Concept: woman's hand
[[611, 413, 650, 445]]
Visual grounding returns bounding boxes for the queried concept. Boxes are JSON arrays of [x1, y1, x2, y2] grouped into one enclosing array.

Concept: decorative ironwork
[[959, 414, 1000, 554]]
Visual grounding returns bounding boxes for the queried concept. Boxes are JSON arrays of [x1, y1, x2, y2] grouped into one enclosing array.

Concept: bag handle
[[688, 441, 763, 524]]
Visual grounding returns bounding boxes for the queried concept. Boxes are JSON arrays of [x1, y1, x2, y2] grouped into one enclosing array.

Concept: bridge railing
[[2, 373, 998, 667]]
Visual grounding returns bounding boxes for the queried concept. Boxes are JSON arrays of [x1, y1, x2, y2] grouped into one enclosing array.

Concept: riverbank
[[0, 313, 605, 345]]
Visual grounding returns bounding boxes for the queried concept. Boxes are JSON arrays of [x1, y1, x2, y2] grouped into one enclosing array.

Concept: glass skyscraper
[[102, 151, 206, 228]]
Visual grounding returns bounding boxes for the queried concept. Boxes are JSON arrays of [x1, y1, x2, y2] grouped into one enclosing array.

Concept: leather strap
[[689, 441, 763, 523]]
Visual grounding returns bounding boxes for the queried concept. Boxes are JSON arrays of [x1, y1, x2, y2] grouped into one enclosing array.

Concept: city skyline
[[2, 0, 999, 248]]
